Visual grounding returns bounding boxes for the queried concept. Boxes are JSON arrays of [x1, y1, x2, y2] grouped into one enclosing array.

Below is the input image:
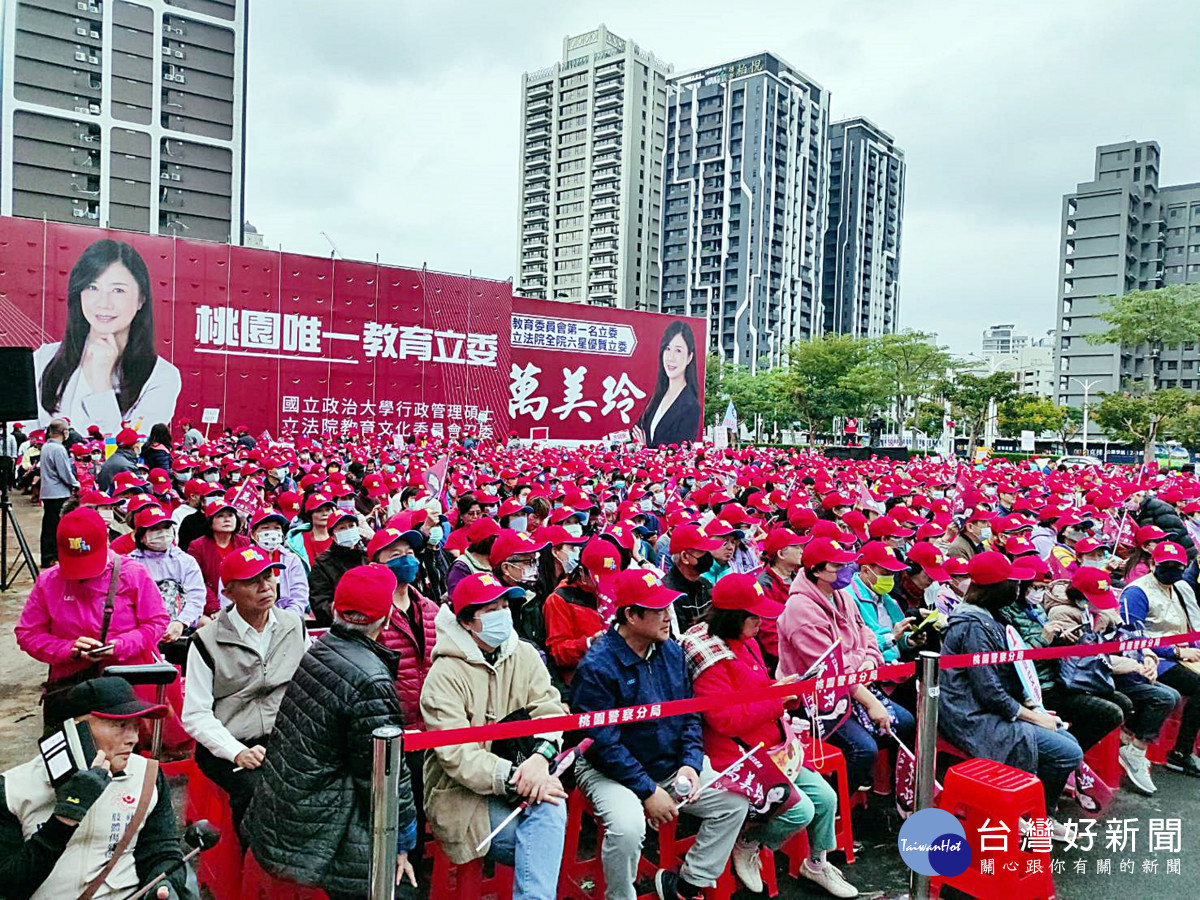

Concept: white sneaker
[[1050, 818, 1072, 843], [1118, 742, 1157, 795], [799, 858, 859, 898], [732, 840, 763, 894]]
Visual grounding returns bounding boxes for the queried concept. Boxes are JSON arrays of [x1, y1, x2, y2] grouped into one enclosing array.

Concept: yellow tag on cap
[[481, 574, 498, 586]]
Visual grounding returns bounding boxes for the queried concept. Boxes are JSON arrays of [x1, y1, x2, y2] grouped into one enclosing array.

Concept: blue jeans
[[827, 703, 916, 790], [1031, 725, 1083, 814], [487, 797, 567, 900]]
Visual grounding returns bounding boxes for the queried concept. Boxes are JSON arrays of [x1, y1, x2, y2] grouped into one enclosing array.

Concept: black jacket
[[1137, 495, 1197, 560], [663, 565, 711, 633], [244, 624, 416, 895], [308, 543, 368, 627], [637, 387, 702, 448], [0, 768, 186, 900], [140, 443, 172, 474], [96, 447, 140, 493]]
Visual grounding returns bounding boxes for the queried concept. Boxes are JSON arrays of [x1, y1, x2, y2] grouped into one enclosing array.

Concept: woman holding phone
[[33, 239, 181, 434], [632, 320, 702, 448]]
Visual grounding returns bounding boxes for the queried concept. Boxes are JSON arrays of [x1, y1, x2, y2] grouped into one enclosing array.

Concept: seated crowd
[[4, 419, 1200, 899]]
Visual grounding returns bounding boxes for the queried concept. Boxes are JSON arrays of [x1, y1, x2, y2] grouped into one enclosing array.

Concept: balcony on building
[[595, 106, 622, 126], [595, 92, 623, 110], [527, 81, 552, 100]]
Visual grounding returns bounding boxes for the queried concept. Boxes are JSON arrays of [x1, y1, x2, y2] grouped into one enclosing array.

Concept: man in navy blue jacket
[[570, 568, 748, 900]]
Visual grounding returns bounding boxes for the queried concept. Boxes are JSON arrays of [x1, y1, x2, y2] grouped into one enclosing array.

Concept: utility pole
[[1070, 377, 1101, 455]]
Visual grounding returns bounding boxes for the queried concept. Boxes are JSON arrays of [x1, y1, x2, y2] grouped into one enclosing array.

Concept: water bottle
[[672, 775, 692, 802]]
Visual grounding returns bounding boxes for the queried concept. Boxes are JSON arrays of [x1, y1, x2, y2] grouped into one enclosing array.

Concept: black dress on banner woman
[[34, 240, 181, 434], [632, 320, 701, 448]]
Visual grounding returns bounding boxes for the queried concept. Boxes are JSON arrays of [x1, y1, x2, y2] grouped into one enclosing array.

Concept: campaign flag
[[894, 738, 943, 816], [710, 742, 800, 821], [227, 479, 260, 523], [722, 400, 738, 429], [1069, 762, 1115, 815], [422, 456, 449, 512], [259, 429, 273, 445], [800, 640, 852, 738], [1005, 625, 1043, 708]]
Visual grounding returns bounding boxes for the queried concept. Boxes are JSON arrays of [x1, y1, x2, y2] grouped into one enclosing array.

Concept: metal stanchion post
[[911, 650, 941, 900], [369, 725, 404, 900], [150, 683, 167, 759]]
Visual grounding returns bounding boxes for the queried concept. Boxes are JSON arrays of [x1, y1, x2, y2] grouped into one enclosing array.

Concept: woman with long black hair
[[33, 239, 181, 433], [632, 320, 701, 448]]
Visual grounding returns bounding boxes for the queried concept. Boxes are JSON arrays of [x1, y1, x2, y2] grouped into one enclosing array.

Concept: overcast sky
[[242, 0, 1200, 356]]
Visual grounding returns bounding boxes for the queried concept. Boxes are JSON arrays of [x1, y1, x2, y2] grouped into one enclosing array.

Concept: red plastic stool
[[559, 788, 608, 899], [1147, 706, 1182, 765], [242, 850, 329, 900], [428, 839, 513, 899], [932, 758, 1055, 900], [780, 829, 811, 878], [186, 766, 243, 900], [804, 740, 855, 863], [1084, 727, 1122, 788]]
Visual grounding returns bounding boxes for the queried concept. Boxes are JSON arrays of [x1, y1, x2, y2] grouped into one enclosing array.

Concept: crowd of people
[[3, 414, 1200, 899]]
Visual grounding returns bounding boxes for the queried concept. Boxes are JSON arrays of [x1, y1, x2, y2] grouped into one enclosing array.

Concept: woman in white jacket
[[34, 239, 180, 434]]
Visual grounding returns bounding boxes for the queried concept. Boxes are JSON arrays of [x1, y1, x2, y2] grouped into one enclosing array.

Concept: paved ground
[[3, 491, 1199, 897]]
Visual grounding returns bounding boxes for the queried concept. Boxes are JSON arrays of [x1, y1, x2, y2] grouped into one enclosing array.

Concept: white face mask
[[484, 505, 499, 517], [230, 473, 242, 484], [923, 582, 941, 607], [98, 508, 116, 526], [602, 502, 617, 515], [979, 526, 993, 541], [509, 515, 529, 533], [334, 527, 360, 548], [562, 546, 581, 574], [177, 470, 192, 481], [255, 529, 284, 552], [142, 528, 173, 552], [203, 472, 220, 483], [639, 498, 653, 512], [653, 491, 666, 505], [273, 468, 288, 480], [931, 490, 945, 500], [337, 499, 355, 511], [564, 522, 584, 538]]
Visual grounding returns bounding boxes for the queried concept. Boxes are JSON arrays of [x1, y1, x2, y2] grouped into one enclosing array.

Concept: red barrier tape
[[404, 662, 916, 751], [938, 629, 1200, 669]]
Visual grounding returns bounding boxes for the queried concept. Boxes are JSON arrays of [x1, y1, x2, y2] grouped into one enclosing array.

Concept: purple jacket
[[128, 545, 207, 627]]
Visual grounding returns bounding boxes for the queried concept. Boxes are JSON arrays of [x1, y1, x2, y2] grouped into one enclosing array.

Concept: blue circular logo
[[897, 809, 972, 877]]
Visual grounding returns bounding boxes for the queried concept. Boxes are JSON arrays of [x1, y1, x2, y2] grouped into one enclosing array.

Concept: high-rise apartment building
[[516, 25, 671, 310], [1055, 140, 1200, 406], [821, 117, 903, 338], [981, 323, 1030, 356], [0, 0, 247, 243], [659, 53, 829, 370]]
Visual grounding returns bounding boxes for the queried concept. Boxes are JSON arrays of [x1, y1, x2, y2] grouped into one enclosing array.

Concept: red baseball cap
[[367, 526, 423, 560], [968, 551, 1036, 585], [115, 427, 140, 446], [1134, 525, 1167, 547], [56, 508, 109, 580], [821, 493, 853, 511], [133, 506, 172, 531], [1003, 535, 1037, 557], [801, 538, 857, 569], [1073, 536, 1110, 556], [1070, 566, 1118, 610], [249, 508, 289, 531], [580, 536, 621, 583], [857, 540, 908, 572], [964, 507, 997, 523], [1151, 542, 1187, 566], [944, 556, 970, 577], [671, 523, 724, 554], [906, 542, 949, 582], [79, 489, 122, 508], [220, 545, 283, 584], [498, 498, 533, 519], [333, 563, 397, 622], [537, 525, 588, 546], [711, 572, 782, 618], [203, 496, 237, 519], [488, 528, 549, 567], [185, 479, 223, 500], [811, 520, 856, 544], [868, 517, 914, 539], [451, 572, 523, 615], [614, 568, 683, 610], [303, 493, 336, 513], [762, 528, 809, 557]]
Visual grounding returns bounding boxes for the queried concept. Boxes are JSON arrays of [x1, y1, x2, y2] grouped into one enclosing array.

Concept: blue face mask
[[475, 608, 513, 647], [831, 565, 855, 590], [428, 525, 444, 546], [386, 555, 420, 585]]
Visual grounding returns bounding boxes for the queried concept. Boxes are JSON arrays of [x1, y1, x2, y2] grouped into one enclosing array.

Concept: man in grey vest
[[38, 418, 78, 567], [181, 545, 306, 836]]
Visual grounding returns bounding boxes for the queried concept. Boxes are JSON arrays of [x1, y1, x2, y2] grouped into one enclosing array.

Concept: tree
[[943, 372, 1017, 452], [1086, 284, 1200, 395], [778, 335, 871, 441], [1092, 388, 1193, 462], [1170, 401, 1200, 452], [997, 395, 1061, 440], [1052, 405, 1085, 455], [703, 353, 731, 427], [863, 331, 955, 433]]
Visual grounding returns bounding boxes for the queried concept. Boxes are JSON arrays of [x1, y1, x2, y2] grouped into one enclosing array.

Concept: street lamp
[[1069, 377, 1101, 456]]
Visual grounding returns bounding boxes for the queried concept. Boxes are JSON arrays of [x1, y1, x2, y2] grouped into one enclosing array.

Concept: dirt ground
[[0, 491, 55, 770]]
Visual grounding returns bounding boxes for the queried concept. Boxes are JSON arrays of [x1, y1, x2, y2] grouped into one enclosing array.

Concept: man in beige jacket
[[420, 572, 568, 898]]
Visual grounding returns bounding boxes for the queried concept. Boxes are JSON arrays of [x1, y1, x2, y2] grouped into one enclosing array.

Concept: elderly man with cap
[[128, 505, 206, 645], [488, 527, 551, 642], [663, 522, 724, 633], [0, 676, 185, 899], [244, 508, 309, 615], [17, 508, 169, 730], [420, 572, 568, 897], [96, 428, 142, 494], [938, 552, 1083, 836], [246, 564, 418, 898], [182, 545, 307, 836], [948, 506, 995, 561], [571, 568, 750, 900]]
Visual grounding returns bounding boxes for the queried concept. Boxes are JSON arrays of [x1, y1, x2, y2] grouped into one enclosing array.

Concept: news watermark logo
[[898, 809, 972, 877]]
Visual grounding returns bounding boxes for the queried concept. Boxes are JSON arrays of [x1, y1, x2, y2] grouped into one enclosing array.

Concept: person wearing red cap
[[308, 511, 369, 627], [95, 428, 142, 494], [754, 529, 808, 670], [1127, 486, 1199, 562], [0, 675, 187, 900], [939, 552, 1083, 833], [681, 574, 857, 898], [420, 572, 568, 895], [246, 565, 419, 897], [1121, 524, 1168, 584], [17, 508, 170, 728], [182, 546, 305, 837], [848, 542, 923, 665], [663, 523, 723, 632], [1118, 541, 1200, 776], [186, 497, 252, 616], [571, 568, 750, 900], [947, 507, 995, 561], [446, 516, 500, 597], [240, 510, 309, 616], [128, 505, 206, 645], [1048, 514, 1095, 579], [778, 538, 915, 793], [283, 493, 337, 574], [37, 419, 80, 568], [542, 535, 615, 684], [487, 528, 552, 642]]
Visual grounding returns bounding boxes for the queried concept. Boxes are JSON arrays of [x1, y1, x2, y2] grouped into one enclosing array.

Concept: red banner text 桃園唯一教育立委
[[0, 215, 705, 444]]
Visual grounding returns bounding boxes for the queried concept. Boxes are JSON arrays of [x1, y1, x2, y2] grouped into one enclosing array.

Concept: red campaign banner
[[0, 216, 705, 445], [938, 628, 1200, 669], [510, 296, 707, 445]]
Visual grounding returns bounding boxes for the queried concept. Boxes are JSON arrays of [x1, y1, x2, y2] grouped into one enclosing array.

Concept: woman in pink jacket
[[777, 538, 915, 792], [16, 507, 168, 729]]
